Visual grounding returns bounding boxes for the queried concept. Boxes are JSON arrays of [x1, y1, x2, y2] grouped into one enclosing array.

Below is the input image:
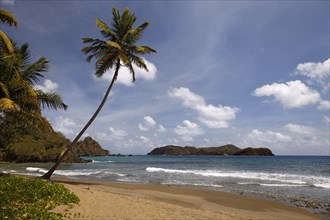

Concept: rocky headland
[[147, 145, 274, 156]]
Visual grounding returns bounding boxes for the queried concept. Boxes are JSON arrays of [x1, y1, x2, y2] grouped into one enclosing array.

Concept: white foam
[[313, 183, 330, 189], [162, 180, 223, 188], [91, 160, 114, 163], [260, 183, 310, 187], [25, 167, 125, 177], [26, 167, 48, 173], [146, 167, 329, 189]]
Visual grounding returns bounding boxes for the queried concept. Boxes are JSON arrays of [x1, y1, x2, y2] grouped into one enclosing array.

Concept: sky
[[1, 0, 329, 155]]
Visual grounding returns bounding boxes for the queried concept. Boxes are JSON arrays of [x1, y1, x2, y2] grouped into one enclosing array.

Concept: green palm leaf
[[35, 90, 68, 110]]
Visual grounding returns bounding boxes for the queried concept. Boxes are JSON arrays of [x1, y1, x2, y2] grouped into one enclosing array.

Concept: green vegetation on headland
[[148, 145, 275, 156], [0, 174, 79, 220], [0, 8, 71, 163]]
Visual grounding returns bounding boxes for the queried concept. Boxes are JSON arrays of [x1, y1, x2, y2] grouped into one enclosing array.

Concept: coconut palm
[[41, 7, 156, 179], [0, 40, 67, 131]]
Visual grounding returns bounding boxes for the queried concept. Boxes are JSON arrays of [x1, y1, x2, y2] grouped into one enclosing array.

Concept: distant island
[[147, 144, 274, 156]]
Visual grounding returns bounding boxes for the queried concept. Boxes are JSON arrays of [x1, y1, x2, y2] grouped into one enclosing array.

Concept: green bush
[[0, 175, 79, 220]]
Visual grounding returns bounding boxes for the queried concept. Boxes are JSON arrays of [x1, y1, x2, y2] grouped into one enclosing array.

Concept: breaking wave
[[145, 167, 329, 189]]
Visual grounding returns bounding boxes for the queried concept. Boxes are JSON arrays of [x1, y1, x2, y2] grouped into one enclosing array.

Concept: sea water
[[1, 155, 329, 217]]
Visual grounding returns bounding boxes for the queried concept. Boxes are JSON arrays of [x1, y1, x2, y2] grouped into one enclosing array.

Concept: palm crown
[[0, 40, 67, 131], [82, 7, 156, 81]]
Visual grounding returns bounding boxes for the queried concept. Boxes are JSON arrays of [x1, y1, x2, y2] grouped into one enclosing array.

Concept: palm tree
[[0, 8, 18, 54], [0, 40, 68, 131], [41, 7, 156, 179]]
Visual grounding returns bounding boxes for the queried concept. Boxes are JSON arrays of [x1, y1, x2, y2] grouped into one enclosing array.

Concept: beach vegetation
[[0, 175, 79, 220], [42, 7, 156, 179]]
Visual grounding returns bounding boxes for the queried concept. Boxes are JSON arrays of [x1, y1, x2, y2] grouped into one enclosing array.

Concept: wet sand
[[52, 178, 322, 220]]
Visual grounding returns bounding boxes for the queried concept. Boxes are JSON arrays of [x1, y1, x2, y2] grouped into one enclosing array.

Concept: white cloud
[[168, 87, 239, 128], [285, 123, 315, 135], [139, 115, 165, 132], [318, 100, 330, 110], [109, 127, 128, 139], [144, 116, 156, 127], [140, 136, 150, 142], [323, 116, 330, 125], [168, 87, 205, 107], [138, 123, 148, 131], [195, 104, 239, 128], [157, 125, 166, 132], [96, 59, 157, 86], [95, 132, 112, 142], [53, 116, 79, 136], [247, 129, 292, 144], [35, 79, 59, 93], [174, 120, 204, 141], [253, 80, 320, 109], [296, 58, 330, 83]]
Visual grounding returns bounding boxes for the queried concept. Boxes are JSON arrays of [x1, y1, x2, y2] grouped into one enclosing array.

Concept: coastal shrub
[[0, 175, 79, 220]]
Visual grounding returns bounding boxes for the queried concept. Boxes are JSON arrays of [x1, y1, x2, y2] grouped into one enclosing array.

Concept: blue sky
[[2, 0, 329, 155]]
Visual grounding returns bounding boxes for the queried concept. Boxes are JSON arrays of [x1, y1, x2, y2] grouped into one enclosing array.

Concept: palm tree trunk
[[41, 60, 120, 180]]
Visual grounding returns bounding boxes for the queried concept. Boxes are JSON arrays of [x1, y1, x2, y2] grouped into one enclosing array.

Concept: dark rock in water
[[148, 145, 274, 156]]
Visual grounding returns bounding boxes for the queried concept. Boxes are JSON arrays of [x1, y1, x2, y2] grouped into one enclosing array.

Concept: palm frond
[[0, 98, 20, 111], [106, 41, 121, 50], [0, 9, 18, 27], [0, 30, 14, 54], [35, 90, 68, 110], [96, 17, 116, 39], [128, 53, 147, 70], [21, 57, 48, 85], [0, 82, 9, 98]]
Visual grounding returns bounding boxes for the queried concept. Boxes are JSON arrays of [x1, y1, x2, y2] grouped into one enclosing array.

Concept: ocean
[[1, 155, 329, 217]]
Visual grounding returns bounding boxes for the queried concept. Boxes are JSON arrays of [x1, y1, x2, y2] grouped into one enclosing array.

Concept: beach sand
[[51, 178, 322, 220]]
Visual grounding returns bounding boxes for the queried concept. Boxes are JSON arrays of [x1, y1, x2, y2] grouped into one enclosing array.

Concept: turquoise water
[[1, 155, 329, 217]]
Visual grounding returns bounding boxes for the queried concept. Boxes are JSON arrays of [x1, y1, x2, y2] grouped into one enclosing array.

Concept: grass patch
[[0, 175, 79, 220]]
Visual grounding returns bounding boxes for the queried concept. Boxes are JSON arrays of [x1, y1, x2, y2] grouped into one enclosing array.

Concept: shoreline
[[51, 177, 323, 220]]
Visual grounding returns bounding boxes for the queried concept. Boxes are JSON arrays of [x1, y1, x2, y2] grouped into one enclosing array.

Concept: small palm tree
[[41, 7, 156, 179]]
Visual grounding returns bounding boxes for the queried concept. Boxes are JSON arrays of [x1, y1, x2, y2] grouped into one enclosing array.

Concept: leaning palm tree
[[41, 7, 156, 179]]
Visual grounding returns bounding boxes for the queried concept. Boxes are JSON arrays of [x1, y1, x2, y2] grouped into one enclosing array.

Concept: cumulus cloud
[[109, 127, 128, 139], [34, 79, 59, 93], [139, 115, 166, 132], [168, 87, 239, 128], [174, 120, 204, 141], [96, 59, 157, 86], [144, 116, 156, 127], [285, 123, 315, 135], [295, 58, 330, 85], [168, 87, 205, 107], [53, 116, 80, 136], [247, 129, 292, 143], [253, 80, 321, 109]]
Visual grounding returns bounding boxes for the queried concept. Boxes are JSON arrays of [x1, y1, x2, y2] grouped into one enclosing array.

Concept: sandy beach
[[52, 178, 322, 220]]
